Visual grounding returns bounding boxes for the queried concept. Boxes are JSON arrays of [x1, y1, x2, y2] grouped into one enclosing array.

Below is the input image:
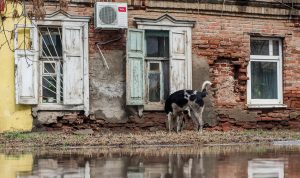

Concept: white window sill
[[247, 104, 287, 109], [34, 104, 84, 111]]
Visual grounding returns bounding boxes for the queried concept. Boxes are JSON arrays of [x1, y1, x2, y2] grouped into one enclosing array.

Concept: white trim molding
[[247, 37, 283, 107], [133, 14, 195, 111], [32, 10, 90, 116]]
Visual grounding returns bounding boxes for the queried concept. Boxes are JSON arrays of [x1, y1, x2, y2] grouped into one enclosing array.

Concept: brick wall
[[127, 3, 300, 130], [27, 1, 300, 130]]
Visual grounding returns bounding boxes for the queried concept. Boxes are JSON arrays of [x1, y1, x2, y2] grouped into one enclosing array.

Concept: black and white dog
[[164, 81, 212, 133]]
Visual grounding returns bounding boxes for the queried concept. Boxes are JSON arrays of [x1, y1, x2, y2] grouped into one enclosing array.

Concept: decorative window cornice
[[134, 14, 195, 28]]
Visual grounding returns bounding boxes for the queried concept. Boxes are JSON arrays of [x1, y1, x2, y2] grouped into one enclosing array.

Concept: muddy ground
[[1, 129, 300, 149]]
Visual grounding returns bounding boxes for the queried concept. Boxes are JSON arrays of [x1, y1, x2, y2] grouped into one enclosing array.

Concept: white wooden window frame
[[40, 61, 63, 104], [146, 61, 165, 103], [247, 37, 283, 106], [32, 11, 90, 114], [136, 19, 193, 111], [38, 28, 63, 105]]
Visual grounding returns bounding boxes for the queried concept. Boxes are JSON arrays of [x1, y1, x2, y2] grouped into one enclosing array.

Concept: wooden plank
[[63, 25, 84, 105], [15, 54, 38, 104], [126, 29, 145, 105], [14, 25, 39, 104], [169, 30, 187, 93]]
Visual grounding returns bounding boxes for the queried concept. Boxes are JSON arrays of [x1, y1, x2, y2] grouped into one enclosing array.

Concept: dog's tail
[[201, 81, 212, 92]]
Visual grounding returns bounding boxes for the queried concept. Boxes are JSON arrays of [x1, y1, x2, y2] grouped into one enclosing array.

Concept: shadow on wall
[[192, 55, 217, 127]]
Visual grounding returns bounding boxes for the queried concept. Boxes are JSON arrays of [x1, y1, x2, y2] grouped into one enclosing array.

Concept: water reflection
[[0, 154, 33, 178], [248, 159, 284, 178], [2, 145, 300, 178]]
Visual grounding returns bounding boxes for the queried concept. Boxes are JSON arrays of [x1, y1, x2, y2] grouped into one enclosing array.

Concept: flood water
[[3, 144, 300, 178]]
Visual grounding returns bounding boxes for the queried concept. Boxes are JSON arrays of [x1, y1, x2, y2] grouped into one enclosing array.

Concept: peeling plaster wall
[[0, 2, 33, 132], [89, 50, 128, 122], [192, 55, 217, 126]]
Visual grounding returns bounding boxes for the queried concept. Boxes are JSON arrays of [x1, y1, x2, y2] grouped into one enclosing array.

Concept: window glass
[[149, 73, 160, 102], [250, 39, 269, 55], [17, 28, 32, 50], [146, 30, 169, 58], [251, 61, 278, 99], [273, 40, 280, 56], [40, 28, 62, 57], [150, 63, 160, 71], [43, 63, 56, 74], [42, 76, 57, 103]]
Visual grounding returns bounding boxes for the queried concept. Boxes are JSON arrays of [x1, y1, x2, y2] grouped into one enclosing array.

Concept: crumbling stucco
[[192, 55, 217, 126], [36, 112, 63, 124], [218, 108, 258, 122], [90, 50, 127, 121]]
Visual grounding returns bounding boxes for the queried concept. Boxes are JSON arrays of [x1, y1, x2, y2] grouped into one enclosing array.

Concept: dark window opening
[[146, 30, 169, 58]]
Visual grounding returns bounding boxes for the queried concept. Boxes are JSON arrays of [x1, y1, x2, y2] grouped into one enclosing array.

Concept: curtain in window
[[251, 61, 278, 99]]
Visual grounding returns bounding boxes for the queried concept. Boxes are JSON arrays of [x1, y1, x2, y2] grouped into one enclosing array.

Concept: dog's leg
[[189, 109, 199, 131], [176, 115, 181, 133], [181, 110, 189, 131], [197, 106, 205, 133], [180, 118, 185, 131], [175, 116, 180, 133], [167, 112, 173, 132], [171, 103, 183, 133]]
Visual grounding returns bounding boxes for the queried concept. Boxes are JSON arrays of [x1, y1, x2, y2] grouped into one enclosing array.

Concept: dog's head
[[184, 90, 207, 106], [184, 81, 212, 106]]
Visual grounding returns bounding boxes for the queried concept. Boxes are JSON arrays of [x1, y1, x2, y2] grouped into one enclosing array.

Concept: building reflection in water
[[248, 159, 284, 178], [6, 146, 300, 178], [17, 157, 91, 178], [0, 154, 33, 178], [12, 151, 206, 178]]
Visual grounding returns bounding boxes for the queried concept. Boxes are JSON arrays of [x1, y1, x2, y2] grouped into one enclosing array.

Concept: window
[[14, 11, 90, 114], [126, 15, 194, 110], [248, 38, 283, 105], [145, 30, 170, 103], [39, 27, 63, 104]]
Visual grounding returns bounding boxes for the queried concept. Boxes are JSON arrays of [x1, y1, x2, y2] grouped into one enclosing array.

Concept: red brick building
[[23, 0, 300, 130]]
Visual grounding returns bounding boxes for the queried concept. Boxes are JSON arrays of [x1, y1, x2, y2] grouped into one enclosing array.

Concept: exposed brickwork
[[127, 3, 300, 129], [27, 1, 300, 130]]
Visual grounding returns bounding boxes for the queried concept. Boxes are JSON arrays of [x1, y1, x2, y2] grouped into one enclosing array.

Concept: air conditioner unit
[[94, 2, 128, 30]]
